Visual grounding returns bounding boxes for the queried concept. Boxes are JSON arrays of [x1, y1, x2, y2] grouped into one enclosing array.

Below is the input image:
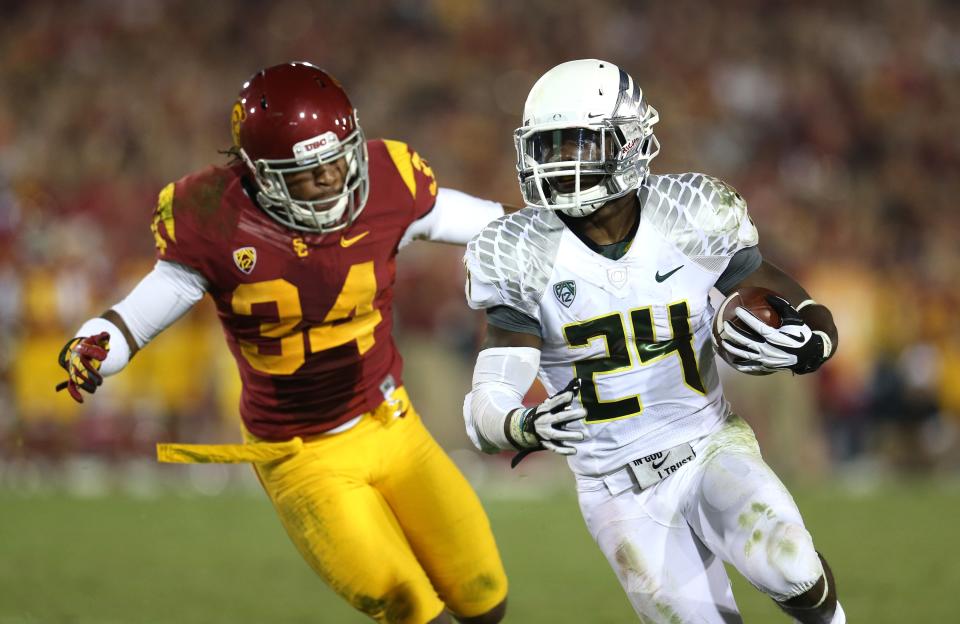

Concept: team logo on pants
[[553, 280, 576, 308], [233, 247, 257, 274]]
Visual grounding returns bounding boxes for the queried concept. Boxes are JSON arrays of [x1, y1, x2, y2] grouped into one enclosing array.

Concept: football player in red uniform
[[57, 62, 508, 624]]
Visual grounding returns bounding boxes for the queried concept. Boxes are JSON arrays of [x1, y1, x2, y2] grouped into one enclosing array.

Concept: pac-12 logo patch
[[233, 247, 257, 274], [553, 280, 576, 308]]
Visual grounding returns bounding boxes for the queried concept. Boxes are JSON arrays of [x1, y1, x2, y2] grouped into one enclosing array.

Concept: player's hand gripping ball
[[712, 287, 782, 375], [712, 287, 828, 375]]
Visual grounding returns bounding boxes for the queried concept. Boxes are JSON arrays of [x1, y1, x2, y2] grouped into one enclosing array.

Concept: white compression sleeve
[[75, 260, 208, 376], [113, 260, 207, 347], [463, 346, 540, 453], [399, 187, 504, 249]]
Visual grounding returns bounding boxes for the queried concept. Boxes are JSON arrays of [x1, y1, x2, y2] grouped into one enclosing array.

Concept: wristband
[[75, 317, 130, 376]]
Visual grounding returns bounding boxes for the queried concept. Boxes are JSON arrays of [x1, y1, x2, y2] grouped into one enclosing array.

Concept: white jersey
[[464, 173, 759, 477]]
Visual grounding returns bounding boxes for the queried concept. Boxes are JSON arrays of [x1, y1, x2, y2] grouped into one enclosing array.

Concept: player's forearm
[[73, 260, 207, 376], [401, 188, 504, 248], [111, 261, 207, 347], [465, 347, 541, 453], [798, 301, 838, 359], [100, 309, 139, 356]]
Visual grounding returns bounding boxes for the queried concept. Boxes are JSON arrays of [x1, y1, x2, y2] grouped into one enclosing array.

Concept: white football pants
[[575, 414, 823, 623]]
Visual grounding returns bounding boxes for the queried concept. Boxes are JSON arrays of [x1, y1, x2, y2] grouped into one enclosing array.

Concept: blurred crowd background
[[1, 0, 958, 491]]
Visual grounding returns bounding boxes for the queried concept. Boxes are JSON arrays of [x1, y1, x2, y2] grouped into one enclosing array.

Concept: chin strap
[[555, 188, 608, 217]]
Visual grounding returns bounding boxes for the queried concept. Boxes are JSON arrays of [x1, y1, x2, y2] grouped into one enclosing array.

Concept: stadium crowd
[[1, 0, 958, 484]]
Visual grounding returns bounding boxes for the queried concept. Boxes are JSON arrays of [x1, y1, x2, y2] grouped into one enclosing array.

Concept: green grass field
[[1, 481, 957, 623]]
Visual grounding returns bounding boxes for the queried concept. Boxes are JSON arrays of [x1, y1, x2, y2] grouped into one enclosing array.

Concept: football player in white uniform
[[463, 60, 844, 624]]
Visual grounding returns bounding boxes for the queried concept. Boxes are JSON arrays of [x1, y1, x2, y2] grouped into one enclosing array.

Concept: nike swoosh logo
[[652, 454, 669, 469], [340, 231, 369, 248], [655, 265, 684, 282], [587, 113, 605, 119]]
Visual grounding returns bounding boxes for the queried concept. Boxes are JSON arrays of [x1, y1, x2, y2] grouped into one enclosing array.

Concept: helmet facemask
[[240, 122, 370, 234], [516, 108, 660, 218]]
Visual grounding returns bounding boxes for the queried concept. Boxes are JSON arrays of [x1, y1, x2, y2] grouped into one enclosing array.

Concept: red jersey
[[150, 140, 438, 440]]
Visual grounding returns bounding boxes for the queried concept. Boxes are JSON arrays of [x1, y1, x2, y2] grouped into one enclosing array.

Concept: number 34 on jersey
[[232, 261, 381, 375]]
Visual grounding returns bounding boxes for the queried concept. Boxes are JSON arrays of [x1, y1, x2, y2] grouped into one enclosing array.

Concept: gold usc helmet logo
[[230, 102, 246, 148]]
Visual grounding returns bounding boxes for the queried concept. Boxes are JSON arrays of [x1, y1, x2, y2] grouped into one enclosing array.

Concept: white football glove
[[719, 295, 832, 375], [506, 378, 587, 463]]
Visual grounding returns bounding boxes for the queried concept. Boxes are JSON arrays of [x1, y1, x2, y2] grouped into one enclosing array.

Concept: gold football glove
[[56, 332, 110, 403]]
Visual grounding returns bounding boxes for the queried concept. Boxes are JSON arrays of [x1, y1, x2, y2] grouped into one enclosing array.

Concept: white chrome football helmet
[[515, 59, 660, 217]]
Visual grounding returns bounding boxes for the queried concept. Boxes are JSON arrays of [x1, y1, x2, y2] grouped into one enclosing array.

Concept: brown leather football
[[713, 286, 783, 345]]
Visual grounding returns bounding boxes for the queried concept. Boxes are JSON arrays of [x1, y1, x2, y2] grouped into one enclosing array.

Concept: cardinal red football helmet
[[232, 62, 369, 233]]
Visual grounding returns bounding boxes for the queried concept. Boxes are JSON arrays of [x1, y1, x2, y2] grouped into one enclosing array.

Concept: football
[[712, 286, 783, 350]]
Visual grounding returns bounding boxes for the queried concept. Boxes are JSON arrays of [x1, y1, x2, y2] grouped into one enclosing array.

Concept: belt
[[601, 440, 698, 497]]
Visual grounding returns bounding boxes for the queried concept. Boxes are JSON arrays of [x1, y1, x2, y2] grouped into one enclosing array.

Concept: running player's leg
[[685, 415, 844, 623], [377, 408, 507, 623], [253, 416, 447, 624], [576, 473, 743, 623]]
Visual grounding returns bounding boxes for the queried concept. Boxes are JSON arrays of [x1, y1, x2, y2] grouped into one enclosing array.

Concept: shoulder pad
[[151, 165, 240, 269], [378, 139, 438, 205], [174, 165, 236, 221], [640, 173, 759, 271], [464, 208, 564, 320]]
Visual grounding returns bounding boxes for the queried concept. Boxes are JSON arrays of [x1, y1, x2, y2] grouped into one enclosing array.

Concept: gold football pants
[[159, 396, 507, 624]]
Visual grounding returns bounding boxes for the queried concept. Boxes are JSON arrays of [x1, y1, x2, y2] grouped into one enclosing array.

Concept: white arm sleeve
[[463, 346, 540, 453], [74, 260, 208, 376], [399, 187, 504, 249]]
